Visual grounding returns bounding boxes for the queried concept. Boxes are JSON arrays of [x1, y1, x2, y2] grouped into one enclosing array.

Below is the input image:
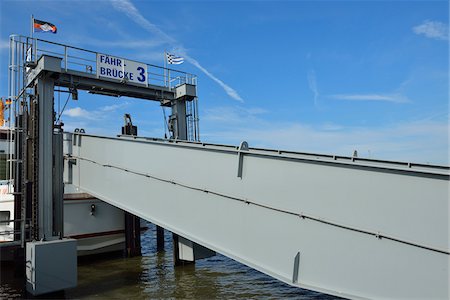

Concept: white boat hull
[[0, 184, 126, 257]]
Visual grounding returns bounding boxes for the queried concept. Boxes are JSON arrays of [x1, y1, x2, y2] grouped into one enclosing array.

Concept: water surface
[[1, 222, 342, 299]]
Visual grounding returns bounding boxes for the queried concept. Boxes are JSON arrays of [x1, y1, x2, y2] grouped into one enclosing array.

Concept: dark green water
[[1, 223, 341, 299]]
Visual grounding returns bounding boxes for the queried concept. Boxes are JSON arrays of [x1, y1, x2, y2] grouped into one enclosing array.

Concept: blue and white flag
[[166, 53, 184, 65]]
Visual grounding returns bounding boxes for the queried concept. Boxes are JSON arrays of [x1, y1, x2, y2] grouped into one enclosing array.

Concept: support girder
[[56, 72, 174, 104], [26, 55, 175, 104], [64, 133, 450, 299]]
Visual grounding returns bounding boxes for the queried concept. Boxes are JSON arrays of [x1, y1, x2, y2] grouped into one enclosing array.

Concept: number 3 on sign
[[137, 67, 146, 83]]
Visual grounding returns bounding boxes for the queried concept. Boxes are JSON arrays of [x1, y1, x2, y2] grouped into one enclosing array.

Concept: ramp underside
[[64, 133, 449, 300]]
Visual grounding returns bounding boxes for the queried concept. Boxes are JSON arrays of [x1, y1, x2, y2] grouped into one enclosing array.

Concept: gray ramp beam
[[65, 133, 449, 300]]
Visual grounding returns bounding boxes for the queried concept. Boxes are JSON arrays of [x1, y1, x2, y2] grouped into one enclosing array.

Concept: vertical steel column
[[122, 117, 142, 257], [170, 99, 187, 140], [170, 98, 188, 265], [124, 212, 141, 257], [29, 93, 39, 241], [170, 98, 215, 265], [35, 76, 56, 240], [52, 129, 64, 238], [156, 225, 164, 251]]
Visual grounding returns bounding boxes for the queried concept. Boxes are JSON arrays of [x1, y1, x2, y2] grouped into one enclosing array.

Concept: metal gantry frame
[[5, 35, 200, 247], [5, 34, 203, 295]]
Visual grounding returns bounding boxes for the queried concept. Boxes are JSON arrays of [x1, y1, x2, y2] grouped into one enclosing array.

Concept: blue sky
[[0, 0, 448, 164]]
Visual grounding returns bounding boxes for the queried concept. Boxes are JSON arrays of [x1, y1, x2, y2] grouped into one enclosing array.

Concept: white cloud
[[184, 56, 243, 102], [63, 101, 130, 121], [110, 0, 176, 44], [0, 40, 9, 50], [110, 0, 243, 102], [203, 106, 267, 124], [60, 98, 134, 136], [201, 106, 448, 164], [133, 51, 165, 64], [202, 119, 449, 165], [81, 38, 166, 50], [321, 122, 344, 131], [63, 107, 95, 119], [100, 102, 129, 112], [413, 20, 449, 41], [245, 107, 268, 115], [330, 93, 410, 103]]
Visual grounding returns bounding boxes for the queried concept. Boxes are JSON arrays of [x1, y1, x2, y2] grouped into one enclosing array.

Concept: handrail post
[[168, 69, 171, 88], [64, 46, 68, 71]]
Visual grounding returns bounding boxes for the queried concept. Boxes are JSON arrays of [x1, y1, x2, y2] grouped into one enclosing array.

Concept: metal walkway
[[64, 132, 450, 300]]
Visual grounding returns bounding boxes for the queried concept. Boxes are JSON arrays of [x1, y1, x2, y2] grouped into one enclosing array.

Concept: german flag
[[5, 99, 12, 105], [34, 19, 57, 34]]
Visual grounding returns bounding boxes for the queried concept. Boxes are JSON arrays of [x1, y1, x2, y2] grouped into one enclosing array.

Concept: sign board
[[97, 54, 148, 86]]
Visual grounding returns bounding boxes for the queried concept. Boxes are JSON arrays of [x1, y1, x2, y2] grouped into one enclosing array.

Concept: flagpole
[[31, 15, 34, 39], [164, 49, 167, 87], [166, 51, 171, 88]]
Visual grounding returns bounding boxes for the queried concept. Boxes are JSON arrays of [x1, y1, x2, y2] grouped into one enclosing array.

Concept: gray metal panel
[[36, 76, 55, 240], [53, 131, 64, 237], [26, 239, 77, 295], [170, 99, 187, 140], [65, 133, 449, 299], [26, 55, 62, 86]]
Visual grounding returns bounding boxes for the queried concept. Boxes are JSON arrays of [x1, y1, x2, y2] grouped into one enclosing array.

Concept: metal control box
[[175, 83, 196, 100], [26, 239, 77, 295]]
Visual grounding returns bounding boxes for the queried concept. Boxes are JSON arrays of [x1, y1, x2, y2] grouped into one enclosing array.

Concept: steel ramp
[[64, 132, 450, 300]]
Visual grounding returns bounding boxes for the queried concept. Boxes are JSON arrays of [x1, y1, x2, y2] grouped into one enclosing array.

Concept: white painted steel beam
[[64, 133, 450, 300]]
